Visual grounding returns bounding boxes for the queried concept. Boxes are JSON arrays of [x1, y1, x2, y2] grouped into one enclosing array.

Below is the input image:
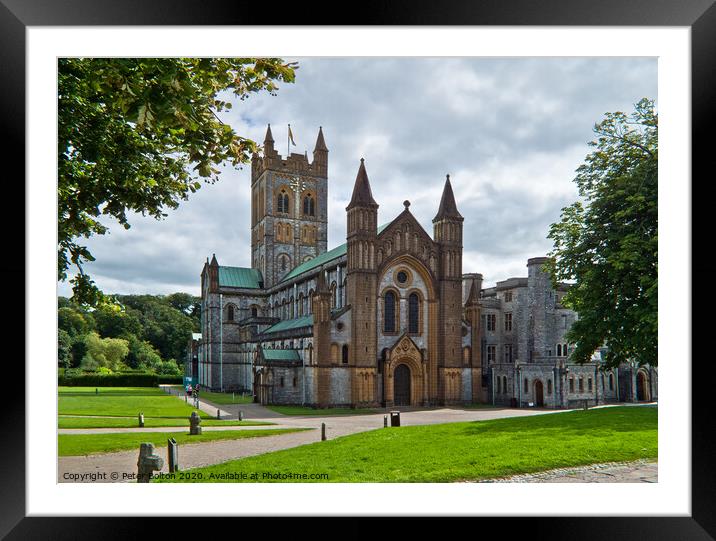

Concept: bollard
[[217, 408, 221, 419], [321, 422, 326, 441], [189, 411, 202, 435], [167, 438, 179, 473], [138, 413, 144, 428], [137, 442, 163, 482], [384, 415, 388, 428], [239, 411, 243, 421]]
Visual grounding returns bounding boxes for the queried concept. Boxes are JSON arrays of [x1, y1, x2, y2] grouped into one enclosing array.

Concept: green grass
[[196, 389, 254, 405], [58, 416, 273, 429], [59, 386, 208, 418], [266, 405, 383, 416], [156, 406, 657, 483], [58, 428, 308, 456]]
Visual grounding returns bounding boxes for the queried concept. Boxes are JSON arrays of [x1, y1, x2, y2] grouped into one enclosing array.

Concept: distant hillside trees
[[57, 293, 200, 375]]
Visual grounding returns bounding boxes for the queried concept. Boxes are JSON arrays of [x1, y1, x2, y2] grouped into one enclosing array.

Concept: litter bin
[[390, 410, 401, 427]]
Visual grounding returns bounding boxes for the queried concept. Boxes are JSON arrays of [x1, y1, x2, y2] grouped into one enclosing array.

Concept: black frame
[[3, 0, 711, 537]]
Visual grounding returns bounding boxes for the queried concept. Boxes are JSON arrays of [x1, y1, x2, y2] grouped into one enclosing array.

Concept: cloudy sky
[[58, 57, 657, 297]]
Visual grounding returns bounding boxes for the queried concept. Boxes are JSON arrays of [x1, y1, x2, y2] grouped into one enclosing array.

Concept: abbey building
[[192, 125, 657, 408]]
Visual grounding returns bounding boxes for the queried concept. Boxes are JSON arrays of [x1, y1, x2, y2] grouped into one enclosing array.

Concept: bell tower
[[250, 125, 329, 288]]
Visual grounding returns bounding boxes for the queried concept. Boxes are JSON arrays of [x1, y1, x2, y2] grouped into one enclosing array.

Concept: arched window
[[298, 293, 304, 317], [408, 293, 420, 334], [330, 282, 337, 309], [342, 344, 349, 364], [251, 306, 258, 318], [307, 344, 313, 364], [557, 344, 562, 357], [524, 378, 529, 393], [227, 305, 234, 321], [303, 193, 315, 217], [384, 291, 396, 333], [609, 373, 614, 391], [497, 376, 501, 394], [277, 189, 290, 213]]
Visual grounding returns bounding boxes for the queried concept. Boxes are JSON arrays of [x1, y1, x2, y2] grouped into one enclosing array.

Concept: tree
[[58, 329, 73, 368], [547, 98, 657, 369], [93, 305, 142, 339], [58, 306, 95, 336], [58, 58, 297, 305], [83, 332, 130, 371]]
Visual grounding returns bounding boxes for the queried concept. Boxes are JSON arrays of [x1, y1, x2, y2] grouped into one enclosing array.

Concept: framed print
[[3, 0, 712, 538]]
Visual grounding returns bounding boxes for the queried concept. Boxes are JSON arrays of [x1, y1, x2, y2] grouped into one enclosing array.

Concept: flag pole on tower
[[288, 124, 296, 155]]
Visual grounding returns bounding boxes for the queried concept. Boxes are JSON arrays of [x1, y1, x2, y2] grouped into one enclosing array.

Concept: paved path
[[58, 406, 561, 483], [477, 459, 657, 483]]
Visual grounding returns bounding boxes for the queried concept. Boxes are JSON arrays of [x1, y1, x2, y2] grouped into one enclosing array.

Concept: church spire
[[264, 124, 274, 144], [313, 126, 328, 152], [466, 279, 479, 305], [347, 159, 378, 210], [433, 174, 463, 222]]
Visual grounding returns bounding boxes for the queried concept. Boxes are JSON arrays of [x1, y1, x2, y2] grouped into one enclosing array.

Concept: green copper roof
[[263, 315, 313, 334], [261, 349, 301, 362], [280, 222, 391, 283], [218, 266, 263, 289]]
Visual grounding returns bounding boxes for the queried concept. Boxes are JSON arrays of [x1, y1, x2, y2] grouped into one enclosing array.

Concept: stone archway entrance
[[394, 364, 412, 406], [534, 380, 544, 407], [636, 370, 650, 401]]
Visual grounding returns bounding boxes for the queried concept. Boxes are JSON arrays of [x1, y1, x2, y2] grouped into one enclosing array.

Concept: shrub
[[58, 373, 160, 387]]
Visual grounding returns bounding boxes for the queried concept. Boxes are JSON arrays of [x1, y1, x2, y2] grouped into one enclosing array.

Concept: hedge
[[58, 373, 183, 387]]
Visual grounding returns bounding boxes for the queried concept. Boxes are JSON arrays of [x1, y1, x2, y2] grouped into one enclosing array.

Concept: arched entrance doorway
[[394, 364, 412, 406], [636, 370, 650, 401], [534, 380, 544, 407]]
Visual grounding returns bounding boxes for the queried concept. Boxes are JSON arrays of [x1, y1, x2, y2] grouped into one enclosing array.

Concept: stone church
[[192, 125, 657, 408]]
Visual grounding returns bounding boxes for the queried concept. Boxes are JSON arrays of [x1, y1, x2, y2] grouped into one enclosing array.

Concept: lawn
[[195, 389, 254, 406], [266, 405, 383, 416], [58, 416, 272, 429], [59, 386, 207, 418], [156, 406, 657, 483], [58, 428, 308, 456]]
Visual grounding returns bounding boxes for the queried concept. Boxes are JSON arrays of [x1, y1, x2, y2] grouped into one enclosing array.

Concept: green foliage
[[58, 306, 95, 336], [119, 294, 196, 360], [57, 292, 198, 375], [83, 332, 130, 371], [126, 336, 162, 370], [157, 359, 182, 376], [93, 305, 142, 339], [58, 58, 297, 305], [58, 329, 73, 368], [58, 374, 161, 387], [547, 98, 657, 368]]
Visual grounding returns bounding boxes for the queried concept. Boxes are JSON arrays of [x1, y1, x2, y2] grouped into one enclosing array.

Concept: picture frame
[[3, 0, 711, 537]]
